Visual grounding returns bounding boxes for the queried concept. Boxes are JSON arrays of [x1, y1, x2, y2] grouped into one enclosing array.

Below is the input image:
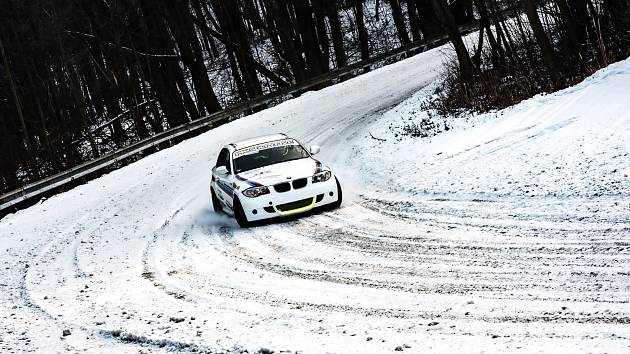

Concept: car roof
[[228, 133, 290, 150]]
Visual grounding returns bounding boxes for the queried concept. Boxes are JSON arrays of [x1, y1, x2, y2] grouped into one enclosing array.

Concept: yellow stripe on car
[[275, 198, 316, 215]]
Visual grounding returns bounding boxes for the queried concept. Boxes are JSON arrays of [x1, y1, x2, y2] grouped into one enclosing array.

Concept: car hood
[[235, 158, 327, 187]]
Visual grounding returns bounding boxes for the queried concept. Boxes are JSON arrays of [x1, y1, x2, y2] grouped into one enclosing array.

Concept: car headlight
[[312, 170, 331, 183], [242, 186, 270, 198]]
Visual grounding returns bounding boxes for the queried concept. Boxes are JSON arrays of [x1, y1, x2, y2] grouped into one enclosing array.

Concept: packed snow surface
[[1, 44, 630, 353]]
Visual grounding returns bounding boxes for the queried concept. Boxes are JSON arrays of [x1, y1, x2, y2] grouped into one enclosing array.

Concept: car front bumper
[[239, 175, 339, 222]]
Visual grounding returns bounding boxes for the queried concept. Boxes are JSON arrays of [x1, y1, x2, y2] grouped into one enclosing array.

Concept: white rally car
[[210, 134, 342, 227]]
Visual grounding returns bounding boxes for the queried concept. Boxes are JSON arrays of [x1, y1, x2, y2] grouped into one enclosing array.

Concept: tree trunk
[[141, 0, 194, 127], [324, 0, 347, 68], [0, 35, 37, 170], [472, 19, 485, 67], [473, 0, 504, 66], [355, 0, 370, 64], [214, 0, 264, 99], [166, 0, 221, 114], [415, 0, 444, 39], [555, 0, 584, 57], [604, 0, 630, 51], [488, 0, 515, 62], [127, 67, 150, 140], [294, 0, 326, 77], [257, 0, 286, 68], [389, 0, 411, 45], [571, 0, 593, 49], [228, 48, 248, 101], [408, 0, 422, 42], [312, 1, 330, 72], [266, 0, 307, 82], [449, 0, 474, 25], [430, 0, 475, 81], [523, 0, 562, 84]]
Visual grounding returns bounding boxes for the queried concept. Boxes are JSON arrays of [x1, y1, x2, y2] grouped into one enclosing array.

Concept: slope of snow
[[359, 58, 630, 222], [1, 41, 629, 353]]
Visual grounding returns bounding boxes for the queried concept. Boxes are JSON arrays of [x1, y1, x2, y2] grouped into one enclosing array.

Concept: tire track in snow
[[12, 213, 99, 353], [139, 199, 630, 330], [14, 199, 223, 353], [13, 211, 151, 353], [141, 220, 419, 319]]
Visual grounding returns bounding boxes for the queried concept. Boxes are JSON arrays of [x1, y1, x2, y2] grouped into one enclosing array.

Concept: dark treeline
[[1, 1, 628, 196], [0, 0, 475, 195], [432, 0, 629, 114]]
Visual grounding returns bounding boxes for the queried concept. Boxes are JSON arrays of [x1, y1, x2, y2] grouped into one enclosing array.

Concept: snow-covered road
[[1, 43, 630, 353]]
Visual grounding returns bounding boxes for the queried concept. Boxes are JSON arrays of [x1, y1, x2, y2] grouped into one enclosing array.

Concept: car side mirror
[[215, 165, 229, 175], [310, 145, 321, 155]]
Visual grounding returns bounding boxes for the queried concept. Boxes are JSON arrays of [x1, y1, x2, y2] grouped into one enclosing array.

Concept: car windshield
[[233, 141, 310, 173]]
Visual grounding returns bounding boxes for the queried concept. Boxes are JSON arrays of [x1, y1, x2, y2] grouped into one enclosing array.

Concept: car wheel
[[331, 177, 342, 209], [233, 197, 251, 228], [211, 188, 223, 213]]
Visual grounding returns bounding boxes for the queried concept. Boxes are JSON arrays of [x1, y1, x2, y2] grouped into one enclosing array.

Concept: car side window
[[216, 148, 231, 174], [216, 149, 226, 168], [224, 152, 232, 174]]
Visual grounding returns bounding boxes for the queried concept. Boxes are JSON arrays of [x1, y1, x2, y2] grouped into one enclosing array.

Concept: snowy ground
[[1, 40, 630, 353]]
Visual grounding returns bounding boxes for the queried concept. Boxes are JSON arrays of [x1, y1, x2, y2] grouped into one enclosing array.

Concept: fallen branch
[[72, 100, 156, 144], [369, 131, 387, 142], [65, 31, 180, 59]]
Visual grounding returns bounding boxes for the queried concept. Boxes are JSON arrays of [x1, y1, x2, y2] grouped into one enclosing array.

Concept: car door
[[213, 148, 235, 212]]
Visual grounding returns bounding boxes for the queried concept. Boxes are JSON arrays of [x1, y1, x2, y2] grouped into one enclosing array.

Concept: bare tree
[[430, 0, 475, 81], [523, 0, 562, 83]]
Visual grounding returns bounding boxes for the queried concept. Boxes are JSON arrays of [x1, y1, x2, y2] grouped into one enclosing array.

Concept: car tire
[[211, 188, 223, 213], [331, 177, 343, 209], [233, 197, 251, 228]]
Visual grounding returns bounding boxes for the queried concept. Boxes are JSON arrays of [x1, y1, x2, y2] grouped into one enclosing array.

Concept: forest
[[0, 0, 628, 196]]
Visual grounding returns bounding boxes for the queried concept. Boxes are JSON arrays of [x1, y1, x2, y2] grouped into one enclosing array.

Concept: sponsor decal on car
[[233, 139, 298, 158], [216, 180, 234, 196], [235, 174, 263, 187]]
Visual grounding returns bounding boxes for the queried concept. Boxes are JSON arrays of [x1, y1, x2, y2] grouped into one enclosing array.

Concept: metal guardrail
[[0, 22, 480, 212]]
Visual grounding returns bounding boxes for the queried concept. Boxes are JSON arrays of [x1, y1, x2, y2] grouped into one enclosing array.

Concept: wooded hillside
[[0, 0, 628, 195]]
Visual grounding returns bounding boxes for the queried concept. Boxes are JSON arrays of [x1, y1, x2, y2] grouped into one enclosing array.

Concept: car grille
[[274, 182, 291, 193], [292, 178, 307, 189], [276, 198, 313, 212]]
